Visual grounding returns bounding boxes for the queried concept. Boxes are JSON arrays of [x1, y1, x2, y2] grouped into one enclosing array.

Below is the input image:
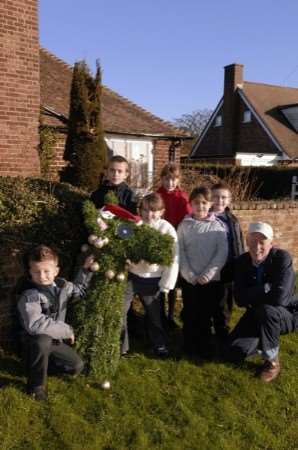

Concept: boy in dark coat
[[211, 181, 244, 337], [91, 155, 137, 213]]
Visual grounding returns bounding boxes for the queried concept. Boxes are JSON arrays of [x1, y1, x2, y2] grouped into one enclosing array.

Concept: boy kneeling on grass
[[17, 245, 94, 401]]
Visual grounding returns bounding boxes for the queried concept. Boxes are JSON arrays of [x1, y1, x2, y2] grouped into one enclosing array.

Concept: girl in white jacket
[[177, 186, 228, 357], [122, 193, 179, 357]]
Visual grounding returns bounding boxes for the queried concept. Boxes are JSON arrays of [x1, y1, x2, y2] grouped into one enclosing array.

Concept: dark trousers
[[225, 304, 296, 362], [122, 279, 167, 353], [213, 283, 233, 336], [181, 279, 224, 354], [23, 334, 84, 390]]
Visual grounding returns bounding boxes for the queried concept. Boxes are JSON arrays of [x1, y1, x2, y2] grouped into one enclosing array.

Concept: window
[[214, 115, 222, 127], [243, 110, 252, 123], [280, 104, 298, 132]]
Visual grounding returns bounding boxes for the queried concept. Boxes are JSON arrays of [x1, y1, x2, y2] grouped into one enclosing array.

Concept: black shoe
[[28, 386, 48, 401]]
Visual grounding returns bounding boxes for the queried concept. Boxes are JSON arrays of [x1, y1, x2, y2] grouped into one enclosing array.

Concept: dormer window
[[279, 104, 298, 132], [243, 110, 252, 123], [214, 115, 222, 127]]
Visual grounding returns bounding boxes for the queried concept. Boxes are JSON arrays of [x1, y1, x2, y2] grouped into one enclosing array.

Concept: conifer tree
[[63, 61, 107, 191]]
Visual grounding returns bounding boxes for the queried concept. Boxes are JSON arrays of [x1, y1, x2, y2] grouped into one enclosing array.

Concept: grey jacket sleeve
[[177, 222, 197, 284], [17, 289, 74, 339]]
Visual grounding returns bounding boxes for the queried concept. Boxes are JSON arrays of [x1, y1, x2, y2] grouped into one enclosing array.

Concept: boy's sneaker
[[259, 358, 281, 383], [154, 345, 169, 358], [28, 386, 48, 401]]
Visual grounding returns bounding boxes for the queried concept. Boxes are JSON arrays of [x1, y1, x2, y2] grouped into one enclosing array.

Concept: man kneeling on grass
[[225, 222, 298, 382]]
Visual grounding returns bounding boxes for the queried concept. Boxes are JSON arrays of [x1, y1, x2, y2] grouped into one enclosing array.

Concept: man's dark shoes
[[28, 386, 48, 401], [259, 358, 280, 383]]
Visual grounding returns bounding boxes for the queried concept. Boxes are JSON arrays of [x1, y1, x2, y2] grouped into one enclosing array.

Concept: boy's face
[[29, 260, 59, 286], [107, 162, 128, 186], [212, 189, 231, 213], [191, 195, 212, 220], [161, 175, 179, 192], [141, 203, 164, 225]]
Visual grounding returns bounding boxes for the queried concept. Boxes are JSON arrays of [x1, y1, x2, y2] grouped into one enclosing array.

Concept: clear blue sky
[[39, 0, 298, 122]]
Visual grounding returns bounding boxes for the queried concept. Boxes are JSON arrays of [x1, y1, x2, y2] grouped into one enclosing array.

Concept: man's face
[[29, 260, 59, 285], [246, 232, 272, 264], [107, 162, 128, 185]]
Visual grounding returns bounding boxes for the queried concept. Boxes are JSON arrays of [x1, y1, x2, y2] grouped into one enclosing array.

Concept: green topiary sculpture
[[73, 200, 174, 380]]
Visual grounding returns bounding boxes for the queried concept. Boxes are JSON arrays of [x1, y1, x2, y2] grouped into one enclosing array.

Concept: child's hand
[[197, 275, 209, 285], [83, 254, 95, 270], [69, 334, 75, 345]]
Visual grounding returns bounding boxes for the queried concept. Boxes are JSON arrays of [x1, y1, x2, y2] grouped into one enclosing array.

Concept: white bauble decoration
[[81, 244, 89, 253], [101, 380, 111, 390], [116, 272, 125, 282], [90, 262, 100, 272], [88, 234, 98, 244], [94, 238, 104, 249], [103, 237, 109, 245], [105, 270, 115, 280]]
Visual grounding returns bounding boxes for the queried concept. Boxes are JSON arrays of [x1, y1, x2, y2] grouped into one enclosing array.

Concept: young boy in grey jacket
[[17, 245, 93, 401]]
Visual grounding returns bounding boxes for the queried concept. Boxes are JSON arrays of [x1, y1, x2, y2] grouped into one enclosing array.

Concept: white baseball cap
[[248, 222, 273, 240]]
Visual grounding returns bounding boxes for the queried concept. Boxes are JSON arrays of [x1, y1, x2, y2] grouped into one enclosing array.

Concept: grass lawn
[[1, 299, 298, 449]]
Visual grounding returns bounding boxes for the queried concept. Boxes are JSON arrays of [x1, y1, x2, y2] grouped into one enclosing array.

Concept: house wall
[[0, 0, 40, 177], [153, 139, 181, 180], [236, 99, 279, 156], [46, 131, 182, 188], [0, 201, 297, 347]]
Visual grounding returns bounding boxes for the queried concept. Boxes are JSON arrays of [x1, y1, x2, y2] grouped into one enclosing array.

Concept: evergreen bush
[[63, 60, 108, 192]]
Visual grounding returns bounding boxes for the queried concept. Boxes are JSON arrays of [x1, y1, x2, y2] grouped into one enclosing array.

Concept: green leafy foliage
[[39, 125, 57, 180], [73, 201, 174, 379], [0, 177, 87, 277]]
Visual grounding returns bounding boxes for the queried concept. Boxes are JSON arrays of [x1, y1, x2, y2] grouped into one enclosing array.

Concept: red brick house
[[0, 0, 190, 185], [190, 63, 298, 166], [40, 49, 189, 187]]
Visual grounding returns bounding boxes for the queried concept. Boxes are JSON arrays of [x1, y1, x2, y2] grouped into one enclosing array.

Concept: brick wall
[[153, 139, 182, 178], [233, 201, 298, 269], [0, 0, 40, 176]]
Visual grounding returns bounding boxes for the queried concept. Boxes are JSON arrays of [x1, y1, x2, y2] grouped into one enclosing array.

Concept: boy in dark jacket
[[18, 245, 93, 401], [211, 181, 244, 337], [91, 155, 137, 213]]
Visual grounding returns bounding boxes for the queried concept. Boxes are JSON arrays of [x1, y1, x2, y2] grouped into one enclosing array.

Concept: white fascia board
[[189, 98, 223, 157], [237, 89, 285, 155]]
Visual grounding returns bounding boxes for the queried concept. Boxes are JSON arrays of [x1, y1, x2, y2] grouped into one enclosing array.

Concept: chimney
[[222, 63, 243, 155], [0, 0, 41, 177]]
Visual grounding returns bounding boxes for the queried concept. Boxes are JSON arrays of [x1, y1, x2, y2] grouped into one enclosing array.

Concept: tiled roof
[[242, 81, 298, 158], [40, 48, 189, 138]]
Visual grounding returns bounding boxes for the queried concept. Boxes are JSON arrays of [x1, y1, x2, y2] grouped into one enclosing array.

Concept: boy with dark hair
[[211, 181, 244, 337], [18, 245, 93, 401], [91, 155, 137, 213]]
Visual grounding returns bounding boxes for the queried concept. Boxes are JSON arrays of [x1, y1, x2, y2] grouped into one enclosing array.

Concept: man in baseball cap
[[225, 222, 298, 382]]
